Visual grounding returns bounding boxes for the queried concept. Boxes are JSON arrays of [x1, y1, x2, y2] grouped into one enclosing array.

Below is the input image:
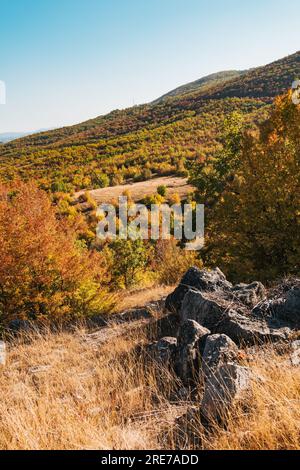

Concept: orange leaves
[[0, 181, 108, 323]]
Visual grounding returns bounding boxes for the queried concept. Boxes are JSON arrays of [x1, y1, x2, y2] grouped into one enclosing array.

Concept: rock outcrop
[[181, 289, 290, 345], [175, 320, 210, 383], [149, 337, 177, 365], [158, 269, 300, 428], [202, 334, 238, 379], [230, 282, 266, 308], [165, 267, 232, 313], [254, 286, 300, 327], [200, 364, 251, 423]]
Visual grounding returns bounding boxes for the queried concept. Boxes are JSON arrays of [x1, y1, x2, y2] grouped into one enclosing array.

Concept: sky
[[0, 0, 299, 133]]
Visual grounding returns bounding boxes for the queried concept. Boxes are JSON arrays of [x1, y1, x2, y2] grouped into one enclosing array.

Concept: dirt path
[[75, 176, 194, 204]]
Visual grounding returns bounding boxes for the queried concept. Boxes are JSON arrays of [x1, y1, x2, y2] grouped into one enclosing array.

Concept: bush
[[157, 185, 167, 197], [109, 237, 152, 289], [154, 239, 202, 285]]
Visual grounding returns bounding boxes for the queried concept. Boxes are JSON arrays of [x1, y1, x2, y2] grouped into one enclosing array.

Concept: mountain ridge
[[0, 51, 299, 192]]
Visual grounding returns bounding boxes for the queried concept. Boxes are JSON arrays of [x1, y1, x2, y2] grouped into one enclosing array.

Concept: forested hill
[[0, 51, 299, 192]]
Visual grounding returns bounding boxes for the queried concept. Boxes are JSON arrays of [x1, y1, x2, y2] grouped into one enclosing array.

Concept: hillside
[[152, 70, 245, 103], [0, 51, 299, 192]]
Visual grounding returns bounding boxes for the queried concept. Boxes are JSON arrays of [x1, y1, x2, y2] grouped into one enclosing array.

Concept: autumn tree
[[206, 93, 300, 281], [0, 181, 111, 324]]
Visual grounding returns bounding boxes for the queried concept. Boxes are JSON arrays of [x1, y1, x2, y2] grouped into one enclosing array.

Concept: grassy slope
[[1, 323, 299, 450]]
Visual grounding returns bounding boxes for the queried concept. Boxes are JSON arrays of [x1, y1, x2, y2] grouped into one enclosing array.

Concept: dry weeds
[[0, 325, 299, 450]]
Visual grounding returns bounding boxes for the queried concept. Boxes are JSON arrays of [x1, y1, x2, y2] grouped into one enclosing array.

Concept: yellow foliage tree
[[207, 93, 300, 281]]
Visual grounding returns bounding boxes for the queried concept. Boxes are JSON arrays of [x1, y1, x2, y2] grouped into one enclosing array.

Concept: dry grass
[[207, 350, 300, 450], [0, 326, 299, 450], [115, 285, 175, 313]]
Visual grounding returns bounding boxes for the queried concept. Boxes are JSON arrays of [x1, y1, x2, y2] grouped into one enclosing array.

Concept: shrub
[[157, 185, 167, 197]]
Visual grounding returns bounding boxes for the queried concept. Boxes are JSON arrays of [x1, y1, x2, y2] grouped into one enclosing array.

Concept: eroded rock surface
[[202, 334, 238, 379], [181, 289, 290, 345], [200, 364, 251, 423], [165, 267, 232, 313], [175, 320, 210, 383], [149, 337, 177, 365], [230, 282, 266, 308]]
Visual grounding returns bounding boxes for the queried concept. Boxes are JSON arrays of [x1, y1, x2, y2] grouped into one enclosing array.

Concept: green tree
[[110, 237, 150, 288], [207, 93, 300, 281], [189, 111, 244, 207]]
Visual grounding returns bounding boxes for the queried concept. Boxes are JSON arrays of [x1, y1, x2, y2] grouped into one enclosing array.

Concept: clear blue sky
[[0, 0, 299, 133]]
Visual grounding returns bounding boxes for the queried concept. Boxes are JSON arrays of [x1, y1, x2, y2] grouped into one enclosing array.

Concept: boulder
[[200, 363, 251, 423], [175, 320, 210, 383], [181, 290, 290, 345], [253, 287, 300, 327], [181, 289, 225, 329], [230, 282, 266, 308], [220, 310, 291, 345], [165, 267, 232, 313], [202, 334, 238, 379], [0, 341, 6, 366], [149, 337, 177, 365]]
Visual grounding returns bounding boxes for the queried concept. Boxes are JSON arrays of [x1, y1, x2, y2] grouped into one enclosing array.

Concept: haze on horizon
[[0, 0, 300, 134]]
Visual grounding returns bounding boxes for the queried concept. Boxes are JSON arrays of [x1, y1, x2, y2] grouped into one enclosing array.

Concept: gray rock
[[181, 289, 226, 329], [165, 267, 232, 313], [290, 340, 300, 367], [202, 334, 238, 379], [8, 319, 32, 333], [221, 310, 291, 345], [0, 341, 6, 366], [175, 320, 210, 383], [181, 290, 290, 345], [231, 282, 266, 308], [149, 337, 177, 364], [253, 287, 300, 327], [200, 363, 251, 423], [280, 288, 300, 325]]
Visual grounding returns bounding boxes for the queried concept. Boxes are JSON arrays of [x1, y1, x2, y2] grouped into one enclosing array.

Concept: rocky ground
[[0, 267, 299, 450]]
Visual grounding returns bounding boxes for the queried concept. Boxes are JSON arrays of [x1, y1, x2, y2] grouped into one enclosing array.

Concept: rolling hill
[[0, 51, 299, 192]]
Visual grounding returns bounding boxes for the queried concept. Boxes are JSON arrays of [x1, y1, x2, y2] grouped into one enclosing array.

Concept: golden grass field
[[1, 301, 300, 450]]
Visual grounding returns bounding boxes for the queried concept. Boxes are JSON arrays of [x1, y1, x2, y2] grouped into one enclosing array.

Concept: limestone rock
[[200, 363, 251, 423], [253, 287, 300, 327], [181, 289, 291, 345], [165, 267, 232, 313], [230, 282, 266, 308], [175, 320, 210, 383], [202, 334, 239, 379], [149, 337, 177, 365]]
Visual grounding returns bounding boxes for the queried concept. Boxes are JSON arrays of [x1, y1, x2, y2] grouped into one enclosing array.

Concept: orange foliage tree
[[0, 181, 111, 324]]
